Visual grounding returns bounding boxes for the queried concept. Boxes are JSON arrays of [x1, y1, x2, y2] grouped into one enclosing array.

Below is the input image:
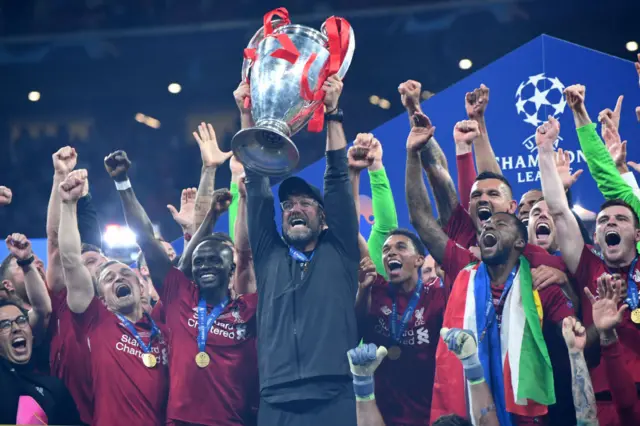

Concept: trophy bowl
[[232, 11, 354, 176]]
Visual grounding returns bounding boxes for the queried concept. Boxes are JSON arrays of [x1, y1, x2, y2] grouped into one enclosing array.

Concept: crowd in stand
[[1, 51, 640, 426]]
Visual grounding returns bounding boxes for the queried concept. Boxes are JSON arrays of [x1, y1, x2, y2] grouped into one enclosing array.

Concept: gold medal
[[631, 308, 640, 324], [387, 346, 402, 361], [195, 351, 211, 368], [142, 353, 157, 368]]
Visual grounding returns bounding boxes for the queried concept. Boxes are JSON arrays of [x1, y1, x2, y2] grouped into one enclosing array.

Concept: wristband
[[352, 374, 375, 400], [115, 179, 132, 191], [16, 256, 35, 267]]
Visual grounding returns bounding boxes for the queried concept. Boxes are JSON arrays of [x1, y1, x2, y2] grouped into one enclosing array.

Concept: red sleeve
[[237, 292, 258, 315], [602, 341, 640, 424], [49, 288, 68, 314], [539, 285, 575, 325], [442, 204, 477, 249], [71, 297, 108, 335], [442, 240, 477, 286], [456, 152, 477, 211], [160, 267, 193, 305], [150, 301, 166, 324], [523, 244, 567, 272], [572, 245, 602, 294]]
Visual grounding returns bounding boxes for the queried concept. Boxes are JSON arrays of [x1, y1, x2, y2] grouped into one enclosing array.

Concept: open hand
[[465, 84, 490, 120], [167, 188, 197, 234], [584, 274, 628, 333], [5, 233, 32, 261], [601, 115, 628, 170], [555, 148, 583, 189], [406, 112, 435, 153], [193, 122, 232, 168]]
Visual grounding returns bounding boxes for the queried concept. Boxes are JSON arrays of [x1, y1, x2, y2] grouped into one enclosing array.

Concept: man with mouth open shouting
[[243, 75, 360, 426], [405, 111, 576, 425], [58, 168, 169, 426], [355, 228, 447, 425], [104, 149, 258, 426], [539, 84, 640, 426]]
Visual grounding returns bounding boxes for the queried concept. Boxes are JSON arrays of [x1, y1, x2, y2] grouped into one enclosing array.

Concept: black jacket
[[246, 148, 360, 399]]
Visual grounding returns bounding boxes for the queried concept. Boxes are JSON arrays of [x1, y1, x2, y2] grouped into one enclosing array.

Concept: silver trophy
[[232, 10, 355, 176]]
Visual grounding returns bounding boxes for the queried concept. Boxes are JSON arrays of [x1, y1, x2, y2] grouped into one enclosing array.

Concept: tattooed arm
[[405, 114, 451, 265], [418, 137, 459, 227]]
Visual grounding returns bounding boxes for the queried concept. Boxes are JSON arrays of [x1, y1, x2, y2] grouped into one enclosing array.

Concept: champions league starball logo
[[495, 73, 585, 184]]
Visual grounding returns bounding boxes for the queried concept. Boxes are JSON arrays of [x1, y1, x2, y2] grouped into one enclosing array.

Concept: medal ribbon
[[390, 278, 423, 345], [288, 246, 314, 263], [477, 267, 517, 343], [115, 312, 159, 354], [197, 297, 229, 353], [625, 257, 639, 310]]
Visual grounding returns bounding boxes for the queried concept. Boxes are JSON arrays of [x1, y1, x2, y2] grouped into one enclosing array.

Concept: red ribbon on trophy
[[299, 16, 351, 132]]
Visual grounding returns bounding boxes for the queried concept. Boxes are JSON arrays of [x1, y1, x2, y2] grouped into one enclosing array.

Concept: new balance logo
[[416, 327, 430, 345]]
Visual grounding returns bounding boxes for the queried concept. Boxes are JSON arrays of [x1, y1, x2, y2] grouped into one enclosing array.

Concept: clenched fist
[[535, 115, 560, 153], [453, 120, 480, 145], [5, 233, 32, 261], [358, 257, 377, 291], [233, 81, 252, 114], [0, 186, 12, 206], [564, 84, 586, 112], [59, 169, 88, 203], [104, 151, 131, 182], [53, 146, 78, 176], [210, 189, 233, 216], [465, 84, 490, 120], [398, 80, 422, 114]]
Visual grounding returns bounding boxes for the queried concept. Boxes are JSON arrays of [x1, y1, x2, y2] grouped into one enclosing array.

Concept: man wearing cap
[[241, 75, 360, 425]]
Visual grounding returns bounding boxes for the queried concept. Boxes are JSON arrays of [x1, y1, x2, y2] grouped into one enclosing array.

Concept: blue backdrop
[[6, 35, 640, 264]]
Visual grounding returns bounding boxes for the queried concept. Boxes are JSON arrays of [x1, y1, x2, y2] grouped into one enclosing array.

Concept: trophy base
[[231, 126, 300, 176]]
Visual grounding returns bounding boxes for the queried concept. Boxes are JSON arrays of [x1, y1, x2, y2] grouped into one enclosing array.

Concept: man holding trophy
[[233, 8, 360, 426]]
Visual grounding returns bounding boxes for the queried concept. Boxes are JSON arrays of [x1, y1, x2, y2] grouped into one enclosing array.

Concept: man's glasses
[[281, 199, 319, 212], [0, 315, 29, 333]]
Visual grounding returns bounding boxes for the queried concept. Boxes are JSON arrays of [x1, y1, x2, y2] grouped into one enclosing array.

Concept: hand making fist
[[59, 169, 88, 203], [358, 257, 377, 291], [52, 146, 78, 176], [234, 81, 252, 114], [564, 84, 586, 112], [104, 151, 131, 182], [453, 120, 480, 145], [5, 233, 32, 261], [465, 84, 490, 120], [398, 80, 422, 113], [562, 316, 587, 353], [210, 188, 233, 216], [535, 115, 560, 152], [0, 186, 12, 206], [406, 112, 436, 153]]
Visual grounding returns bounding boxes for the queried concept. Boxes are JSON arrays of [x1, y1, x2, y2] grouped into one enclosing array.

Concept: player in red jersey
[[58, 169, 169, 426]]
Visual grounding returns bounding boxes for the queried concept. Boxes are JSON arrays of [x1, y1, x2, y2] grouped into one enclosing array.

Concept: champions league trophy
[[231, 7, 355, 176]]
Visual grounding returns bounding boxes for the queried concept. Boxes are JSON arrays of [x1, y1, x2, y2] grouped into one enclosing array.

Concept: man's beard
[[283, 224, 321, 249]]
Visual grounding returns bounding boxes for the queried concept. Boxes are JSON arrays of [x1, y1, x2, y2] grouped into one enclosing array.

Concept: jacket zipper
[[292, 262, 307, 379]]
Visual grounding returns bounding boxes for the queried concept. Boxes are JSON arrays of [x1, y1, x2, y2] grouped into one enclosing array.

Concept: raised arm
[[398, 79, 458, 225], [46, 147, 78, 294], [567, 86, 640, 215], [405, 112, 450, 264], [348, 344, 388, 426], [58, 170, 95, 314], [228, 156, 245, 241], [323, 75, 359, 259], [6, 234, 51, 338], [561, 316, 599, 426], [233, 178, 256, 295], [536, 113, 584, 274], [179, 189, 232, 278], [365, 136, 398, 277], [465, 84, 501, 174], [347, 137, 375, 259], [104, 151, 172, 288], [234, 81, 255, 130], [192, 123, 233, 232]]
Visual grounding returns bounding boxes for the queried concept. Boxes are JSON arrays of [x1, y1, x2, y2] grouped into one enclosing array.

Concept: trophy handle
[[241, 19, 288, 82], [320, 18, 355, 79]]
